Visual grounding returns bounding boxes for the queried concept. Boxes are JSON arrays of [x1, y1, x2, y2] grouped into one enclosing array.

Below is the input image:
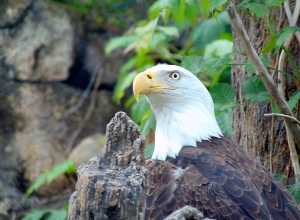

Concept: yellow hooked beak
[[133, 70, 176, 101]]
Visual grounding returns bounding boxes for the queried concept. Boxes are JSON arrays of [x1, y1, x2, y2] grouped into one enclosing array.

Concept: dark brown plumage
[[132, 64, 300, 220], [145, 136, 300, 220]]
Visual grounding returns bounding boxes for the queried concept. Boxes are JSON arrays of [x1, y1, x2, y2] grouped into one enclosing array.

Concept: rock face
[[68, 133, 106, 168], [68, 112, 148, 220], [0, 0, 73, 81], [0, 0, 126, 218]]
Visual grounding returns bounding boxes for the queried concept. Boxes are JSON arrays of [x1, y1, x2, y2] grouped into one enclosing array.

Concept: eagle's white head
[[133, 64, 222, 160]]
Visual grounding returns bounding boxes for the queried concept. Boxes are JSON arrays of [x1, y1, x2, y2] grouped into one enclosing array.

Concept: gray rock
[[0, 1, 73, 81], [68, 133, 106, 168]]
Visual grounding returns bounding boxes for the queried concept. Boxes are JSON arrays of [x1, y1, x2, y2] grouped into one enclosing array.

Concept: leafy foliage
[[145, 142, 155, 159], [22, 207, 68, 220], [272, 90, 300, 113], [262, 27, 300, 54], [23, 160, 76, 202], [22, 209, 49, 220], [210, 83, 237, 112], [210, 83, 237, 136], [274, 174, 300, 205], [239, 0, 285, 18], [130, 96, 151, 124], [140, 112, 156, 137], [287, 175, 300, 204], [239, 1, 268, 18], [242, 76, 271, 103], [52, 0, 145, 27], [216, 109, 233, 137], [274, 173, 286, 183], [105, 0, 300, 159], [104, 0, 235, 157], [245, 56, 270, 73], [191, 11, 231, 50], [181, 56, 204, 75]]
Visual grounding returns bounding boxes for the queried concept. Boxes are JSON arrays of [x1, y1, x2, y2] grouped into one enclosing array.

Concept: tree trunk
[[231, 1, 299, 181], [68, 112, 148, 220]]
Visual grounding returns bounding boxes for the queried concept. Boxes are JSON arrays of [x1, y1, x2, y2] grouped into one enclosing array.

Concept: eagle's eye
[[170, 72, 180, 80]]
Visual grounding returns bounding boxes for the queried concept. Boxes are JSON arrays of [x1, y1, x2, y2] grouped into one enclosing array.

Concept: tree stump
[[164, 206, 205, 220], [68, 112, 148, 220]]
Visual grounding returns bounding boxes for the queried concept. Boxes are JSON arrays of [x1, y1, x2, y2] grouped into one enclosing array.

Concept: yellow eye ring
[[170, 72, 180, 80]]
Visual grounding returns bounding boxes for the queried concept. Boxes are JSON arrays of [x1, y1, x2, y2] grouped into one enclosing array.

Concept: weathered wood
[[164, 206, 205, 220], [68, 112, 148, 220]]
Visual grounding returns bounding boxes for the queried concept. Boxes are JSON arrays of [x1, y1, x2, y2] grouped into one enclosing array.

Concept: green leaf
[[219, 102, 239, 112], [131, 96, 151, 123], [272, 90, 300, 113], [287, 179, 300, 204], [23, 160, 76, 202], [274, 173, 286, 183], [124, 95, 136, 109], [210, 0, 227, 12], [201, 0, 210, 15], [176, 0, 186, 25], [160, 8, 170, 25], [271, 102, 280, 114], [208, 70, 222, 87], [46, 209, 68, 220], [204, 40, 234, 59], [144, 143, 155, 159], [245, 56, 270, 73], [120, 57, 137, 74], [140, 112, 156, 136], [242, 76, 271, 103], [192, 18, 222, 50], [148, 0, 172, 19], [261, 35, 276, 54], [22, 209, 50, 220], [205, 53, 233, 72], [210, 83, 237, 111], [202, 52, 235, 86], [260, 55, 271, 67], [135, 20, 154, 35], [158, 26, 179, 38], [24, 173, 47, 201], [148, 32, 170, 48], [191, 11, 230, 50], [105, 35, 137, 55], [113, 71, 137, 104], [169, 0, 181, 12], [239, 2, 269, 18], [151, 17, 159, 38], [181, 56, 205, 75], [184, 0, 200, 23], [47, 159, 76, 183], [276, 26, 300, 52], [216, 109, 232, 137], [288, 90, 300, 110], [263, 0, 285, 7]]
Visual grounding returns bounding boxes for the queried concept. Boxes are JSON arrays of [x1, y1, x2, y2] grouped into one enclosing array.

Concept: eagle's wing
[[145, 136, 300, 220], [145, 158, 253, 220]]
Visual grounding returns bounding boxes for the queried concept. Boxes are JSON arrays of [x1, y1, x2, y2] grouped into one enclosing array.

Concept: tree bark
[[231, 1, 300, 180], [164, 206, 205, 220], [68, 112, 148, 220]]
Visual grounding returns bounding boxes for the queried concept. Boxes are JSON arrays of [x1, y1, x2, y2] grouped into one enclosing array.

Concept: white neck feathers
[[150, 98, 222, 160]]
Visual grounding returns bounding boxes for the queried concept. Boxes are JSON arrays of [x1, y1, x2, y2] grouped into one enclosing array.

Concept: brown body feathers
[[145, 136, 300, 220]]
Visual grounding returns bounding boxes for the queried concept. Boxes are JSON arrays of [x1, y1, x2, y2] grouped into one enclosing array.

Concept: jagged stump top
[[68, 112, 148, 220]]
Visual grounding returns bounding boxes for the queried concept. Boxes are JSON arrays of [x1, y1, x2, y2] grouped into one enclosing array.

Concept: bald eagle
[[133, 64, 300, 220]]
